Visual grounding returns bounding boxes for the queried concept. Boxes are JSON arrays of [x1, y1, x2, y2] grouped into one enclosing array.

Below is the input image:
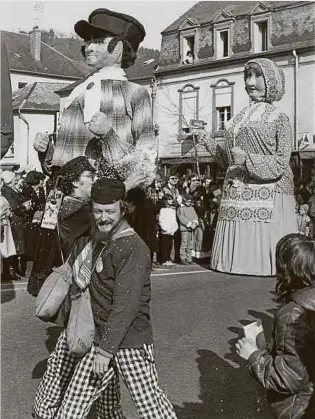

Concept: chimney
[[29, 26, 41, 61]]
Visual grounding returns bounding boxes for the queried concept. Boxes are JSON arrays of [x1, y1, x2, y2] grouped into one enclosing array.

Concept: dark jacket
[[1, 184, 26, 254], [72, 227, 153, 355], [248, 287, 315, 419], [58, 196, 92, 258]]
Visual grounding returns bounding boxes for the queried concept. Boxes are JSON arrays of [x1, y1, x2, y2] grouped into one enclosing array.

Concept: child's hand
[[235, 337, 258, 360]]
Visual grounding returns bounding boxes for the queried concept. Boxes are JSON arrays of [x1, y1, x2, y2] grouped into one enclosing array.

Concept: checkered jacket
[[41, 80, 156, 190]]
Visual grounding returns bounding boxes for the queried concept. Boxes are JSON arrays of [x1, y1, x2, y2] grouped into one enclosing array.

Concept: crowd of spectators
[[128, 171, 222, 267], [1, 166, 49, 282], [1, 164, 315, 282]]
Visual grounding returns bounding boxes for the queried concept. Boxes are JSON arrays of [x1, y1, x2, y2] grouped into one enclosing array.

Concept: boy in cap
[[34, 8, 156, 191], [35, 178, 177, 419]]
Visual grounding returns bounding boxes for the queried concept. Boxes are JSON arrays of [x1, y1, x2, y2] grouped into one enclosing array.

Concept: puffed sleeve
[[200, 131, 230, 169], [245, 113, 293, 182], [123, 86, 156, 191]]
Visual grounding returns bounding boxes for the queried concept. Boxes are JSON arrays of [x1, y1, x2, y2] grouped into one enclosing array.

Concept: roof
[[125, 56, 159, 81], [12, 82, 66, 111], [162, 1, 308, 32], [2, 30, 90, 79]]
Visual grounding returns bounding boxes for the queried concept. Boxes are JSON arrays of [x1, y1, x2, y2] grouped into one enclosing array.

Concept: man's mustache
[[97, 221, 112, 226]]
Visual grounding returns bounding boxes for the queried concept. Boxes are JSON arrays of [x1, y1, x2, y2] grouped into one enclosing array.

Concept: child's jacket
[[158, 207, 178, 235], [177, 205, 199, 232]]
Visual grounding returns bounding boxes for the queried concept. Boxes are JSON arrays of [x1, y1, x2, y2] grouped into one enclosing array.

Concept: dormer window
[[253, 20, 268, 51], [250, 7, 272, 53], [213, 20, 233, 59], [217, 29, 229, 58], [179, 18, 199, 65]]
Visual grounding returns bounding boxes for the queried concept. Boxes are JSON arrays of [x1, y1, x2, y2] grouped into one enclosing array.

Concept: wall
[[1, 112, 56, 169]]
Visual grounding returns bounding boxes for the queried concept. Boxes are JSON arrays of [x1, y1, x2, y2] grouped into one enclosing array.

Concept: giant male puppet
[[34, 8, 156, 191]]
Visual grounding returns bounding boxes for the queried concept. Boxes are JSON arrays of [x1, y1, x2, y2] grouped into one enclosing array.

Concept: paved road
[[1, 265, 276, 419]]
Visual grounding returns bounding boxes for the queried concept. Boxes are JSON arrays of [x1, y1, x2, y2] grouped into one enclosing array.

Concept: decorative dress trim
[[219, 183, 275, 223]]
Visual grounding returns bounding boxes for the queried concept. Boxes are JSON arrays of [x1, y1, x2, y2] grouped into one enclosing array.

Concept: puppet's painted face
[[84, 37, 122, 69], [244, 65, 266, 102]]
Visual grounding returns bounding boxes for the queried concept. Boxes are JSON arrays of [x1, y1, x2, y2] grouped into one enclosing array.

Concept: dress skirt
[[210, 193, 298, 276]]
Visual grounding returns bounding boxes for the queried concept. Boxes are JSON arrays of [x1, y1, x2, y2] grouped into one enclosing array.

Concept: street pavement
[[1, 264, 277, 419]]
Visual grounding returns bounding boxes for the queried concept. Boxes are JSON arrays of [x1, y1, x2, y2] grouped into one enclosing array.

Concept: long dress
[[209, 101, 298, 276]]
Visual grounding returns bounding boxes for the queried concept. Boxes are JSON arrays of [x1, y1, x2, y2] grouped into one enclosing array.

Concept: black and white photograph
[[1, 1, 315, 418]]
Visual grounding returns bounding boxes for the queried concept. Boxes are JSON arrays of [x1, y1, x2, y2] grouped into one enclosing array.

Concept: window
[[251, 13, 271, 53], [211, 79, 235, 135], [18, 82, 27, 89], [254, 20, 268, 52], [217, 30, 229, 58], [216, 106, 231, 130], [178, 84, 199, 136], [179, 23, 198, 65], [182, 35, 195, 64]]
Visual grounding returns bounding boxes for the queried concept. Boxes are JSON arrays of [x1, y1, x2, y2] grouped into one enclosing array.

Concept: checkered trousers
[[34, 330, 177, 419]]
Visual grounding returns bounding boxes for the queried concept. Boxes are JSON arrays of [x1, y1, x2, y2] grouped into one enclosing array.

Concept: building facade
[[154, 1, 315, 179]]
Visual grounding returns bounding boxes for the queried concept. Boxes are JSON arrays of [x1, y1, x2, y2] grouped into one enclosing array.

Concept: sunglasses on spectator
[[169, 176, 178, 180]]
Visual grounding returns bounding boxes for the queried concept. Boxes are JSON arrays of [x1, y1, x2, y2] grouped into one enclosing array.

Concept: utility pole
[[190, 119, 207, 179], [150, 76, 159, 160]]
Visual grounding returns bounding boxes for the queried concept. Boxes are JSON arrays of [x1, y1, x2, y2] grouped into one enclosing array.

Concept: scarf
[[64, 66, 127, 123]]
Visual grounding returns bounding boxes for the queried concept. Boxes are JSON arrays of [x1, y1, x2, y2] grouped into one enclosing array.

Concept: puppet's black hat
[[74, 8, 145, 52]]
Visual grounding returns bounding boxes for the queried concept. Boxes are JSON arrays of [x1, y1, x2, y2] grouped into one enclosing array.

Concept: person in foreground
[[236, 233, 315, 419], [35, 177, 177, 419], [203, 58, 298, 276]]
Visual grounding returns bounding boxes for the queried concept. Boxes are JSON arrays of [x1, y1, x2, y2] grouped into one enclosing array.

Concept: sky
[[0, 0, 198, 50]]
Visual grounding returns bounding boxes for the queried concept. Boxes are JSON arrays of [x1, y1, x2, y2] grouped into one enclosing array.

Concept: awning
[[298, 144, 315, 160], [159, 156, 215, 165]]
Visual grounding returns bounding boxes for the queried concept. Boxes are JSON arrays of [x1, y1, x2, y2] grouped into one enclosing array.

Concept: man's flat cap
[[91, 177, 126, 204], [74, 8, 145, 52]]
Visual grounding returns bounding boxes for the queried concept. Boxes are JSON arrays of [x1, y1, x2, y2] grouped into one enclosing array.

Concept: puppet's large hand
[[87, 112, 112, 137], [34, 132, 50, 152]]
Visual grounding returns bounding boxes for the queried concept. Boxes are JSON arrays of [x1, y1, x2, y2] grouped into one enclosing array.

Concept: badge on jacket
[[96, 256, 103, 273]]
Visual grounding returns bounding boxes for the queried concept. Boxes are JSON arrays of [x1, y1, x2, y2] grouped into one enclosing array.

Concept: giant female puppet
[[34, 8, 156, 191], [203, 58, 298, 276]]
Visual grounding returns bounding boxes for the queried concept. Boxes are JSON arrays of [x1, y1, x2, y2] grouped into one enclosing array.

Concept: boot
[[7, 256, 22, 281]]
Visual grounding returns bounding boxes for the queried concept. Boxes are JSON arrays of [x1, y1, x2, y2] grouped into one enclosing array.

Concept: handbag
[[35, 260, 72, 320], [35, 220, 71, 320], [66, 286, 95, 357]]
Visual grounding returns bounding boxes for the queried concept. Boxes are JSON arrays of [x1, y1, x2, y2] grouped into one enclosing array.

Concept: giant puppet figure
[[34, 8, 156, 191]]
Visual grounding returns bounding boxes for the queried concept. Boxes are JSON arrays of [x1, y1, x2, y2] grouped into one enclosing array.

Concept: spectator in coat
[[162, 171, 182, 262], [21, 171, 46, 265], [1, 170, 30, 279], [236, 233, 315, 419], [177, 193, 199, 265]]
